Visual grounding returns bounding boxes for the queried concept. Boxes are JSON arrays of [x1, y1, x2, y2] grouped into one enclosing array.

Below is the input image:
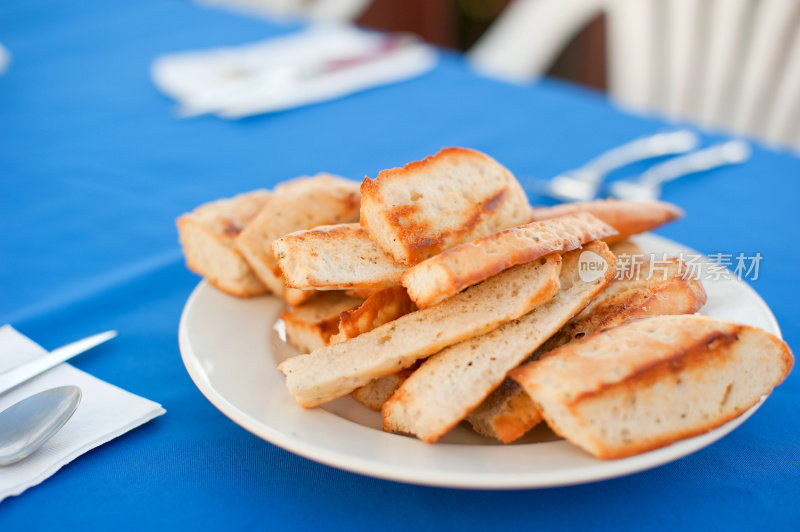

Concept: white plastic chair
[[470, 0, 800, 151]]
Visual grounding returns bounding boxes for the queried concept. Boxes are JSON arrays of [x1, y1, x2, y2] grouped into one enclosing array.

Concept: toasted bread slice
[[345, 288, 382, 299], [177, 190, 272, 297], [278, 253, 562, 407], [273, 223, 407, 291], [283, 286, 316, 307], [466, 258, 707, 443], [510, 315, 793, 459], [541, 259, 706, 351], [281, 292, 364, 353], [530, 199, 683, 242], [330, 286, 415, 344], [382, 242, 616, 443], [236, 174, 360, 304], [402, 212, 617, 308], [340, 288, 417, 408], [360, 148, 532, 265], [466, 378, 543, 442], [352, 364, 420, 411], [608, 238, 643, 258]]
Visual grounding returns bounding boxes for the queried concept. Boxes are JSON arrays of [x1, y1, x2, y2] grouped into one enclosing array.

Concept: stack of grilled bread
[[177, 147, 793, 460]]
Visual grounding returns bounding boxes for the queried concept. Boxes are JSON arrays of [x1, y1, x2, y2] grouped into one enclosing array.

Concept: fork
[[609, 140, 751, 201], [534, 130, 700, 202]]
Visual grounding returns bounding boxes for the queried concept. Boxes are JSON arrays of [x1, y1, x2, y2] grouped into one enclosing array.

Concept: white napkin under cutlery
[[151, 24, 437, 118], [0, 325, 165, 502]]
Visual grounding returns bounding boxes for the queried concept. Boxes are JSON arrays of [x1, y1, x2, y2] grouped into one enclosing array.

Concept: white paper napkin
[[0, 325, 165, 502], [151, 25, 437, 118], [0, 43, 9, 75]]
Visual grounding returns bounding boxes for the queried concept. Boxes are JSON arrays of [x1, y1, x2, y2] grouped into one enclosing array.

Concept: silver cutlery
[[609, 140, 751, 201], [0, 386, 81, 466], [534, 130, 700, 202], [0, 331, 116, 465], [0, 330, 117, 395]]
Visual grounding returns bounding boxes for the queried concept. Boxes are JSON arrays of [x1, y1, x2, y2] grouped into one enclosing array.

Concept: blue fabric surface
[[1, 0, 799, 529]]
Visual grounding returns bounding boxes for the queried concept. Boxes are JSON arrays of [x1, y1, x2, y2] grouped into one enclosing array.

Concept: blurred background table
[[1, 0, 798, 529]]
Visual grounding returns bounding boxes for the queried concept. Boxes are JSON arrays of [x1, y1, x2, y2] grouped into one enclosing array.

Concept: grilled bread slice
[[273, 224, 407, 291], [382, 242, 616, 443], [401, 212, 617, 308], [337, 288, 417, 408], [608, 238, 644, 258], [281, 292, 364, 353], [330, 286, 416, 344], [352, 364, 420, 411], [530, 199, 683, 243], [542, 259, 706, 351], [510, 315, 793, 459], [360, 147, 532, 265], [467, 258, 707, 443], [278, 253, 562, 407], [465, 378, 543, 443], [177, 190, 272, 297], [350, 235, 643, 414], [345, 288, 383, 299], [236, 174, 360, 304]]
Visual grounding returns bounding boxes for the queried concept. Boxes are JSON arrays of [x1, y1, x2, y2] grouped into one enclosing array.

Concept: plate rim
[[178, 233, 782, 489]]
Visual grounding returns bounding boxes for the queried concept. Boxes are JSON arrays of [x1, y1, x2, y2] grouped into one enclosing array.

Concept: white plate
[[178, 234, 782, 489]]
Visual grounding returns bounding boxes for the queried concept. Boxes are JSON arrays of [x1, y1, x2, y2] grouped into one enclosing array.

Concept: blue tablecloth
[[1, 1, 798, 529]]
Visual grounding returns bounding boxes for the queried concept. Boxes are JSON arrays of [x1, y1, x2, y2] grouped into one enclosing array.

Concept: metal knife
[[0, 331, 117, 395]]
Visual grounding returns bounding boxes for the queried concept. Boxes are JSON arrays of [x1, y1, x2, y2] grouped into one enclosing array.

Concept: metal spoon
[[609, 140, 751, 201], [0, 386, 81, 466]]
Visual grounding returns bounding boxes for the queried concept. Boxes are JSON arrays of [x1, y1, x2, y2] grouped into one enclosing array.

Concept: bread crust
[[466, 258, 707, 443], [382, 242, 616, 443], [236, 174, 360, 304], [542, 258, 706, 351], [360, 147, 532, 265], [530, 199, 683, 242], [201, 270, 264, 298], [511, 315, 794, 459], [176, 190, 272, 297], [273, 224, 407, 290], [345, 288, 382, 299], [330, 286, 416, 344], [278, 253, 562, 408], [351, 364, 419, 411], [281, 292, 363, 353], [401, 212, 617, 308], [608, 238, 644, 257], [466, 378, 542, 443]]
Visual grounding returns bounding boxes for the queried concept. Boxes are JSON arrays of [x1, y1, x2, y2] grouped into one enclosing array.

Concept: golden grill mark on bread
[[273, 223, 407, 291], [510, 315, 793, 459], [466, 257, 707, 443], [360, 147, 532, 265], [381, 242, 616, 443], [176, 190, 272, 297], [236, 174, 360, 305], [277, 253, 563, 408], [530, 199, 683, 243], [401, 212, 617, 308]]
